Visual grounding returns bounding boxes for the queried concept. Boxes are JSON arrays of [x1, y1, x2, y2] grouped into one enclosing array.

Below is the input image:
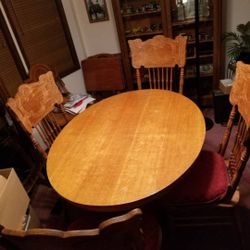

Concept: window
[[0, 10, 26, 100], [0, 0, 79, 99]]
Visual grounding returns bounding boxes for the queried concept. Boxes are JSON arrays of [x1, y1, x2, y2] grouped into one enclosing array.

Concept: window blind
[[1, 0, 79, 78], [0, 10, 25, 101]]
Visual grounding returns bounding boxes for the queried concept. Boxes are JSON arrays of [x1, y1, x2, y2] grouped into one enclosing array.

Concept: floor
[[2, 108, 250, 250]]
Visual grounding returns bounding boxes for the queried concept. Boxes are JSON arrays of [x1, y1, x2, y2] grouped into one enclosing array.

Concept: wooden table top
[[47, 90, 205, 211]]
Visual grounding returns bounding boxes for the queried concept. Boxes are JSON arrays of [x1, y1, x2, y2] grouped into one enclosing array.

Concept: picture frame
[[84, 0, 109, 23]]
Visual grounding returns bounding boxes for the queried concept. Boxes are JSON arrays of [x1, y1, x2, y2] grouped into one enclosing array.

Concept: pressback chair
[[27, 64, 77, 124], [6, 71, 68, 160], [160, 61, 250, 209], [1, 208, 162, 250], [216, 61, 250, 202], [26, 64, 70, 96], [128, 35, 187, 93]]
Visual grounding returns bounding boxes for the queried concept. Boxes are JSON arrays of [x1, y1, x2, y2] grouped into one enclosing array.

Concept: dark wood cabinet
[[111, 0, 170, 89], [166, 0, 222, 105], [111, 0, 222, 104]]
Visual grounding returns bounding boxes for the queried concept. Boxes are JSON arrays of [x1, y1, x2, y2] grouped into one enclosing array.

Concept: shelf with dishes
[[172, 18, 213, 28], [186, 46, 213, 59], [122, 9, 161, 18], [125, 29, 163, 38], [188, 39, 213, 45], [112, 0, 221, 93], [121, 1, 161, 17], [173, 28, 213, 42], [185, 63, 213, 79]]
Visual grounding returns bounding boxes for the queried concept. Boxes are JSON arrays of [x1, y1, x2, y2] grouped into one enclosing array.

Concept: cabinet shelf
[[185, 73, 213, 79], [187, 54, 213, 60], [188, 39, 213, 45], [122, 10, 161, 18], [200, 54, 213, 59], [126, 30, 163, 38], [111, 0, 222, 97], [172, 18, 213, 28]]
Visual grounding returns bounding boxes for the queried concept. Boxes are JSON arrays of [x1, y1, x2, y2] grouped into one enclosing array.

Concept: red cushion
[[162, 150, 229, 205]]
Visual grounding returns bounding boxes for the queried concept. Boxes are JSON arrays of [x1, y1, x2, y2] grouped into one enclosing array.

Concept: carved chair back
[[128, 35, 187, 93], [218, 61, 250, 201], [6, 71, 68, 159], [1, 208, 148, 250], [26, 64, 69, 95]]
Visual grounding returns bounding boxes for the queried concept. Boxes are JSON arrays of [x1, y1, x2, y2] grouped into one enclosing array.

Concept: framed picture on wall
[[84, 0, 109, 23]]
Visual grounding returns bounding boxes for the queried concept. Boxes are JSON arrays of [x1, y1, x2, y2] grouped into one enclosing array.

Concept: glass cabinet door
[[120, 0, 164, 39], [169, 0, 215, 103]]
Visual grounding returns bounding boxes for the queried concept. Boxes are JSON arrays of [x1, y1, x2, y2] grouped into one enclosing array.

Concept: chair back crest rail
[[6, 71, 68, 159], [1, 208, 146, 250], [128, 35, 187, 93], [26, 64, 70, 95]]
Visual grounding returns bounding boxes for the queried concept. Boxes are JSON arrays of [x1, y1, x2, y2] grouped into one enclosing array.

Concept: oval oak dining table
[[47, 90, 206, 212]]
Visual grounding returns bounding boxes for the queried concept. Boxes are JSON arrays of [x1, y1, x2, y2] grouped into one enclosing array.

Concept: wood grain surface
[[47, 90, 205, 211]]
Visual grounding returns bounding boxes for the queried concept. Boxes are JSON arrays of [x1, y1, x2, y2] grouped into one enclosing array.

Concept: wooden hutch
[[111, 0, 222, 105]]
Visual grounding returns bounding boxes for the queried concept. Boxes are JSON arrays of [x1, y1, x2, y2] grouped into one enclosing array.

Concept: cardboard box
[[0, 168, 30, 230], [219, 79, 233, 94]]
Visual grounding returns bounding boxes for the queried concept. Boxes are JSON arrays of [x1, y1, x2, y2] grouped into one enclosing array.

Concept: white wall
[[62, 0, 250, 89], [71, 0, 120, 56], [223, 0, 250, 32], [61, 0, 120, 94], [222, 0, 250, 74], [61, 0, 87, 94]]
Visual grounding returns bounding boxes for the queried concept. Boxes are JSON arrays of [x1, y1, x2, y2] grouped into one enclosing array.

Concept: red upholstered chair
[[1, 208, 162, 250], [159, 61, 250, 223]]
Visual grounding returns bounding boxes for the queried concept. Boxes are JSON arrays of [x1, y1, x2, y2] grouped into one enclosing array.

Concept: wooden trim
[[163, 0, 173, 37], [111, 0, 133, 90], [212, 0, 222, 89]]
